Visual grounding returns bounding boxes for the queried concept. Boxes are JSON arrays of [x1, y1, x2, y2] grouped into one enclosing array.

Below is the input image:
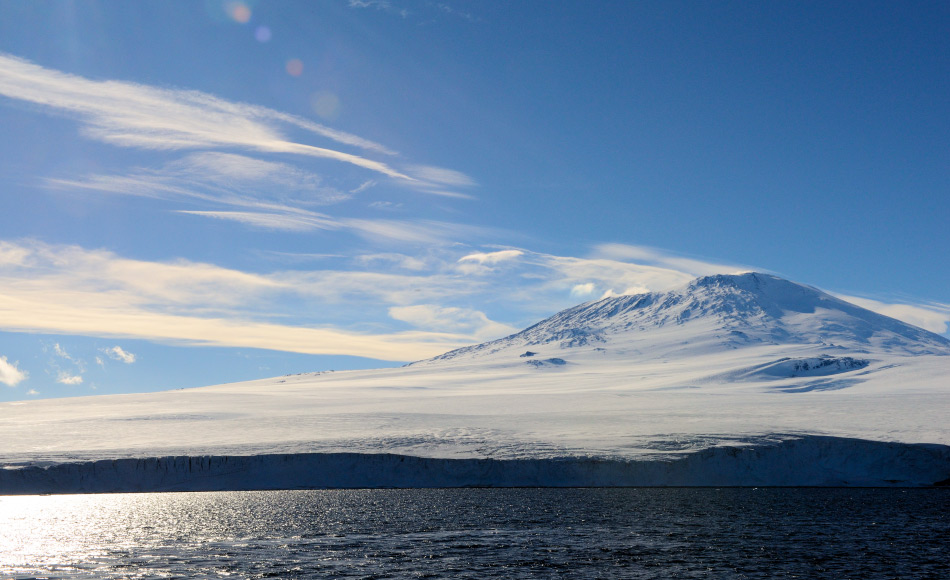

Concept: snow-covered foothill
[[1, 273, 948, 491]]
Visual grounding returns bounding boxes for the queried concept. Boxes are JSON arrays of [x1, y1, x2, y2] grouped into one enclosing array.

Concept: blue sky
[[0, 0, 947, 400]]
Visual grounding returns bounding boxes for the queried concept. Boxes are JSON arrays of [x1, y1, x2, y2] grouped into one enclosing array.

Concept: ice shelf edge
[[2, 436, 949, 494]]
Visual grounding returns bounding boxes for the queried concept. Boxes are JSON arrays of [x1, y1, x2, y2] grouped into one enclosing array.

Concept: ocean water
[[1, 488, 948, 579]]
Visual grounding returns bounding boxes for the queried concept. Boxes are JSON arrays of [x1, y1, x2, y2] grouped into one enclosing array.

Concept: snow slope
[[2, 273, 948, 491], [423, 272, 950, 363]]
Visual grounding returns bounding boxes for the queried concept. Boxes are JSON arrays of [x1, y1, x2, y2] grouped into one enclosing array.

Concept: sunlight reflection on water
[[2, 489, 948, 579]]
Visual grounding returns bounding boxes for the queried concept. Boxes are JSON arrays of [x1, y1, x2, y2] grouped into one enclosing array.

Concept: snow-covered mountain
[[2, 273, 949, 491], [424, 272, 950, 364]]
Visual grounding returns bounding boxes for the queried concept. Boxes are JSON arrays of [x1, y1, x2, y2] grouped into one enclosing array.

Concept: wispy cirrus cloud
[[47, 152, 487, 241], [348, 0, 479, 23], [591, 243, 749, 278], [350, 180, 378, 195], [178, 211, 339, 232], [458, 249, 524, 266], [176, 212, 493, 243], [833, 294, 950, 335], [2, 239, 942, 366], [508, 243, 748, 301], [457, 249, 526, 275], [3, 53, 483, 243], [338, 218, 493, 244], [408, 165, 478, 187], [508, 251, 703, 302], [48, 152, 348, 209], [389, 304, 518, 341], [0, 240, 490, 360], [405, 164, 478, 199], [347, 0, 408, 18], [164, 152, 347, 202], [1, 239, 649, 362], [0, 53, 409, 177]]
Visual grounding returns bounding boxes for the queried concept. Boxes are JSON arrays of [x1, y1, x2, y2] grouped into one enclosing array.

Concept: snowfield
[[2, 273, 949, 491]]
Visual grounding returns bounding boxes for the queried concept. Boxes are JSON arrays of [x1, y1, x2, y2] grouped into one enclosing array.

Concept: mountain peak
[[688, 272, 830, 312], [422, 273, 950, 365]]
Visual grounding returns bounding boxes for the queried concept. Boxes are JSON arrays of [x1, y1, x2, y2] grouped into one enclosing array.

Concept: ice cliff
[[2, 436, 948, 494]]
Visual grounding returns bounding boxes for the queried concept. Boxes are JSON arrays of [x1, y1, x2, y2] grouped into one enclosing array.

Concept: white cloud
[[169, 152, 347, 203], [570, 283, 596, 298], [339, 218, 491, 244], [0, 240, 482, 361], [413, 188, 477, 200], [3, 54, 486, 248], [389, 304, 517, 341], [48, 152, 350, 221], [103, 346, 136, 364], [52, 342, 85, 372], [280, 269, 485, 305], [0, 54, 407, 177], [350, 180, 377, 194], [265, 111, 397, 156], [2, 238, 943, 365], [528, 254, 694, 298], [368, 201, 402, 210], [186, 214, 484, 242], [592, 243, 748, 277], [408, 165, 477, 187], [178, 211, 339, 232], [541, 247, 950, 335], [435, 3, 478, 22], [0, 240, 512, 360], [0, 356, 27, 387], [56, 371, 83, 385], [349, 0, 392, 8], [0, 243, 30, 266], [347, 0, 409, 18], [1, 288, 467, 361], [26, 388, 38, 395], [48, 152, 488, 242], [46, 342, 86, 385], [403, 165, 478, 199], [834, 294, 950, 335], [458, 249, 524, 266], [349, 1, 476, 22]]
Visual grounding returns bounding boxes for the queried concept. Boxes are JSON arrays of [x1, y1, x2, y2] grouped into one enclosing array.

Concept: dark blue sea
[[2, 488, 948, 579]]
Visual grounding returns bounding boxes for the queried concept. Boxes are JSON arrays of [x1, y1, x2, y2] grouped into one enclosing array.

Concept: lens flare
[[286, 59, 304, 77], [255, 25, 272, 42], [310, 91, 341, 120], [226, 1, 251, 24]]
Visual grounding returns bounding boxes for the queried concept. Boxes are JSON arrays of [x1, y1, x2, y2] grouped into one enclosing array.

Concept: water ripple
[[1, 488, 948, 579]]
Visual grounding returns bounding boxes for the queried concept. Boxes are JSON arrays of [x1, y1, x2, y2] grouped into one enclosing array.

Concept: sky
[[0, 0, 947, 401]]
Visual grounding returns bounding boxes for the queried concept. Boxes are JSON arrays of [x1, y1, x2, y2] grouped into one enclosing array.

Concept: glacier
[[2, 273, 949, 492]]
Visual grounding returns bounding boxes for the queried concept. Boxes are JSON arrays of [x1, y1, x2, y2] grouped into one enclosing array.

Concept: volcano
[[2, 273, 949, 492], [425, 272, 950, 363]]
